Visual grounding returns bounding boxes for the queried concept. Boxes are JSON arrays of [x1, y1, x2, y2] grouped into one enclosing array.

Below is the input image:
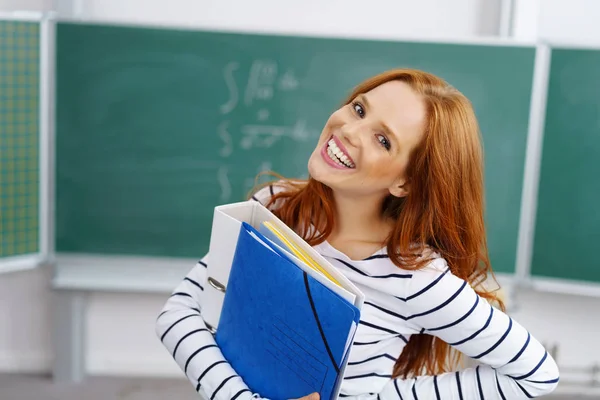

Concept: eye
[[376, 134, 391, 151], [351, 101, 365, 118]]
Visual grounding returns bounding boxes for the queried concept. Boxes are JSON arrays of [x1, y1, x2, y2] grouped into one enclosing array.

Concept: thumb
[[289, 393, 320, 400]]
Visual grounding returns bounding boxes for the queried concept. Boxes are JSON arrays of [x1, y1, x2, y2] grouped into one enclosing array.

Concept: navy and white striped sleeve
[[155, 185, 277, 400], [377, 260, 559, 399], [155, 255, 259, 400]]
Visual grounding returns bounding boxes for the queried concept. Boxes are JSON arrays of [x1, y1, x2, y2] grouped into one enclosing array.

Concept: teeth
[[327, 148, 344, 167], [326, 139, 355, 168], [327, 147, 345, 167]]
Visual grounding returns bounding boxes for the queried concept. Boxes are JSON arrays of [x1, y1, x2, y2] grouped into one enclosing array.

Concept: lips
[[326, 136, 355, 168]]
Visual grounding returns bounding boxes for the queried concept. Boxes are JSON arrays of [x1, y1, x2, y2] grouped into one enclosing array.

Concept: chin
[[307, 154, 323, 181], [306, 163, 338, 192]]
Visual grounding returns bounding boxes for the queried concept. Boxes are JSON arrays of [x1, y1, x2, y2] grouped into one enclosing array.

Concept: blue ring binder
[[303, 272, 340, 374]]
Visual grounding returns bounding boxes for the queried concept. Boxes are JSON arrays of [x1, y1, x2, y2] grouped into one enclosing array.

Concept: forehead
[[362, 80, 426, 136]]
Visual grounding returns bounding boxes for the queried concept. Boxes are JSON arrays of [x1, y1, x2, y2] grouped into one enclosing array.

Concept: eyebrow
[[357, 94, 400, 147]]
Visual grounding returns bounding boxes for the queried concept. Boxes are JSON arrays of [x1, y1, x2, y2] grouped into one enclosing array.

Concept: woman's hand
[[290, 393, 320, 400]]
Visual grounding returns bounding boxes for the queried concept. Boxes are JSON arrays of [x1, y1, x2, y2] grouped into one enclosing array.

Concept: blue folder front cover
[[215, 222, 358, 400]]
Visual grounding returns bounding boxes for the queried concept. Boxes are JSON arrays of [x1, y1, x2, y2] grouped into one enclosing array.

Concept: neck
[[329, 191, 391, 243]]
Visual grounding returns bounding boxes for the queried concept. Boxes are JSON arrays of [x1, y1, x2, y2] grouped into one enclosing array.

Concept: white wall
[[538, 0, 600, 45], [513, 0, 600, 45], [2, 0, 600, 393], [57, 0, 501, 38], [0, 0, 53, 12], [0, 268, 52, 372]]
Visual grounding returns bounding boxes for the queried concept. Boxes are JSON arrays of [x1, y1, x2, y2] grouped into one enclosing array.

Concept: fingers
[[290, 393, 320, 400]]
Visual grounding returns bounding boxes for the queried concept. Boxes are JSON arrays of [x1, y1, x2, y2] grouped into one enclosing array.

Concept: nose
[[340, 120, 361, 148]]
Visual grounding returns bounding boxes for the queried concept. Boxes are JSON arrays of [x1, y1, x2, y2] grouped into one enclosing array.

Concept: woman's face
[[308, 80, 426, 199]]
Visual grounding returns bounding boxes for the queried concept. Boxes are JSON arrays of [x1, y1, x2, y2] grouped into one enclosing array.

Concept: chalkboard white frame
[[0, 12, 53, 274]]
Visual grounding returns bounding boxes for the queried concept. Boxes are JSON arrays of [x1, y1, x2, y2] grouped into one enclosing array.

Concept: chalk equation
[[220, 60, 300, 116], [215, 59, 308, 201], [240, 119, 318, 150], [218, 119, 318, 156], [217, 165, 231, 202], [219, 59, 300, 122], [217, 59, 317, 154], [219, 62, 240, 116]]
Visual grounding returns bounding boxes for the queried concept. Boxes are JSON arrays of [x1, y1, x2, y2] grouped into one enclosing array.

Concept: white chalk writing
[[217, 166, 231, 202], [220, 62, 240, 115]]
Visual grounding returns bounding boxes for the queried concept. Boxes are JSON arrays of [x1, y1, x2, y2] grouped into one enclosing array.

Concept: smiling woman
[[308, 79, 426, 200], [156, 69, 559, 400]]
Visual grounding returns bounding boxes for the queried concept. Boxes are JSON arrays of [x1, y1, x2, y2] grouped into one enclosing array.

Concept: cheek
[[366, 154, 408, 181]]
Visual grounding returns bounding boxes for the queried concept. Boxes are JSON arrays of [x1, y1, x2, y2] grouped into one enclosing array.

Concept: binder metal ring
[[205, 321, 217, 335], [205, 276, 226, 335], [208, 276, 226, 292]]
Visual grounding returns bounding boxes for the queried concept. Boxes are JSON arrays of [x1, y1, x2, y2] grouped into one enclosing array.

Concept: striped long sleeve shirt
[[156, 185, 559, 400]]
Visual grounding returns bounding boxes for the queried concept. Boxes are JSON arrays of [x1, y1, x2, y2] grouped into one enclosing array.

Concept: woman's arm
[[155, 255, 260, 400], [156, 184, 280, 399], [364, 260, 559, 399]]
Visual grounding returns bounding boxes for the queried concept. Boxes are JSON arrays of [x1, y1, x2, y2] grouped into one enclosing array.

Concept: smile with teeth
[[327, 139, 355, 168]]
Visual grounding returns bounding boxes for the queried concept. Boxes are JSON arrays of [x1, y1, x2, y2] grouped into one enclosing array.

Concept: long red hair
[[251, 69, 504, 378]]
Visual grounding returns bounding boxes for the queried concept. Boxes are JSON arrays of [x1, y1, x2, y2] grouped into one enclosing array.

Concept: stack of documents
[[201, 201, 364, 400]]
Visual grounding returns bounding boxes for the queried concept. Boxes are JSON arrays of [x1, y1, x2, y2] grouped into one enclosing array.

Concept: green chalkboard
[[0, 20, 40, 258], [56, 22, 536, 273], [532, 47, 600, 283]]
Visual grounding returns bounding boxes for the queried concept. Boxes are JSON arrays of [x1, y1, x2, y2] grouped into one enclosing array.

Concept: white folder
[[201, 200, 365, 333]]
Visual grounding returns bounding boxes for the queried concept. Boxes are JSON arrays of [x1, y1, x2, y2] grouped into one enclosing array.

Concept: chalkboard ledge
[[0, 254, 46, 275], [50, 254, 519, 296], [52, 254, 195, 293], [530, 276, 600, 298]]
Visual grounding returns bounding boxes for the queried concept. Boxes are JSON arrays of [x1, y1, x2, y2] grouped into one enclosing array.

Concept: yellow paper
[[262, 221, 342, 287]]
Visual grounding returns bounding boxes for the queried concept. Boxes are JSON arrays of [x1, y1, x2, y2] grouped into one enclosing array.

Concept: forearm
[[156, 261, 259, 400], [402, 266, 559, 399], [374, 364, 555, 400]]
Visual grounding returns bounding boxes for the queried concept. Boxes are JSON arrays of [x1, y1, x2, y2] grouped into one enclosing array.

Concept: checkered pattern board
[[0, 20, 40, 257]]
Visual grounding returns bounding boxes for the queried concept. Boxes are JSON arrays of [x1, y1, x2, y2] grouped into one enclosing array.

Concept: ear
[[388, 178, 409, 198]]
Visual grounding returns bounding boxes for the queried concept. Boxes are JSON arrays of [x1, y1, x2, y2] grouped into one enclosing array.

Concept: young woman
[[156, 69, 559, 399]]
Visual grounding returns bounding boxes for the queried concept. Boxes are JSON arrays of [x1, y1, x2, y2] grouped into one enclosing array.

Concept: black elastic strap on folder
[[303, 272, 340, 374]]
